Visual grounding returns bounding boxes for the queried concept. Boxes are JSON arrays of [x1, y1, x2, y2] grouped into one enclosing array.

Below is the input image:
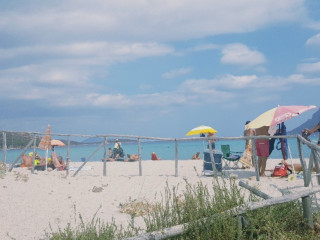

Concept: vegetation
[[48, 179, 320, 240]]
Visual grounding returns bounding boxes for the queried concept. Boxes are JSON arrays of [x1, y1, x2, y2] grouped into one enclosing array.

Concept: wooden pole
[[103, 137, 107, 177], [175, 139, 178, 177], [251, 137, 259, 181], [2, 132, 7, 164], [239, 181, 271, 199], [297, 137, 308, 187], [312, 149, 320, 185], [207, 139, 217, 177], [138, 138, 142, 176], [31, 134, 36, 174], [66, 135, 70, 176], [72, 142, 104, 177], [302, 196, 314, 228]]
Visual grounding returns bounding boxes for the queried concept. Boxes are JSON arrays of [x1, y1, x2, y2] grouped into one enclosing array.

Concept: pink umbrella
[[246, 105, 317, 129]]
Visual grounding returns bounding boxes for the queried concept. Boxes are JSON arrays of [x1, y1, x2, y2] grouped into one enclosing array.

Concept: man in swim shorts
[[255, 126, 270, 177]]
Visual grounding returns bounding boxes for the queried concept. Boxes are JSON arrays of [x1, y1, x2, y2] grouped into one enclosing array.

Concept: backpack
[[271, 163, 292, 177]]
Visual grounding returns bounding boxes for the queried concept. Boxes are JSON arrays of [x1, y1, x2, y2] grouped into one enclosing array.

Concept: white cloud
[[0, 1, 306, 43], [1, 69, 319, 109], [297, 61, 320, 73], [306, 22, 320, 31], [221, 43, 266, 67], [190, 44, 220, 52], [162, 68, 192, 79], [306, 33, 320, 46], [0, 42, 173, 64]]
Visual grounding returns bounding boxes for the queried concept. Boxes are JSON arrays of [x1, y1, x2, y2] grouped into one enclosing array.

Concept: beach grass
[[47, 179, 320, 240]]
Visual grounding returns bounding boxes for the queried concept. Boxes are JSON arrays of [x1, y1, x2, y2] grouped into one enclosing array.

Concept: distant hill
[[82, 137, 137, 144], [0, 131, 82, 149], [288, 108, 320, 135], [0, 132, 41, 149]]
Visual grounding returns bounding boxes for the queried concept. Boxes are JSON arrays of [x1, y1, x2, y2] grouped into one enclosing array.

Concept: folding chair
[[221, 145, 242, 169], [202, 151, 222, 175]]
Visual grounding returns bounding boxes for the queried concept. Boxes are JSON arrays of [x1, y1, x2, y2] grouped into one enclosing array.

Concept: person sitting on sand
[[51, 151, 66, 170], [151, 152, 162, 160], [21, 152, 45, 168], [21, 154, 33, 168], [127, 154, 139, 161], [108, 147, 113, 158], [192, 152, 201, 160], [113, 140, 124, 158]]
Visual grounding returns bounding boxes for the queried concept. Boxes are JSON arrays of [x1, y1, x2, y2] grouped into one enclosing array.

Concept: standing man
[[255, 126, 270, 177]]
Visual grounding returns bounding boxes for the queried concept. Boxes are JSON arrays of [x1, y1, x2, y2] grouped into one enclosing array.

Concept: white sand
[[0, 159, 312, 240]]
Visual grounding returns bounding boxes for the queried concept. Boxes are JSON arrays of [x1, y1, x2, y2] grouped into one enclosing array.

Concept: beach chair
[[202, 151, 222, 175], [221, 145, 242, 169]]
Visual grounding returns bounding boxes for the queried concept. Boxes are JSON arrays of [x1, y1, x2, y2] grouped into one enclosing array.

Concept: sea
[[1, 136, 318, 164]]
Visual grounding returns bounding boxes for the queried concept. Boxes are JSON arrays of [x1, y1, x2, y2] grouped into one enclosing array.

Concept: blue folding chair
[[202, 151, 222, 175]]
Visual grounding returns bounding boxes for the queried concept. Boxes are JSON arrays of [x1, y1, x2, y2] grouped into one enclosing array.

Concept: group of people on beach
[[21, 146, 67, 171], [240, 120, 320, 177], [104, 139, 162, 162], [189, 119, 320, 177], [18, 119, 320, 174]]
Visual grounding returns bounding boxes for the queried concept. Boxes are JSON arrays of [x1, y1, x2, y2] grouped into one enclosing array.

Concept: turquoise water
[[0, 137, 317, 164]]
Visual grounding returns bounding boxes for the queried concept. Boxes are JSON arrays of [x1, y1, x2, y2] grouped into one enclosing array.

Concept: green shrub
[[48, 179, 320, 240]]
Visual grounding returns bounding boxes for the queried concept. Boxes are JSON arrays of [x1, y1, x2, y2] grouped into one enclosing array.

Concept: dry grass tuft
[[14, 172, 29, 182], [0, 162, 6, 179], [119, 197, 157, 216]]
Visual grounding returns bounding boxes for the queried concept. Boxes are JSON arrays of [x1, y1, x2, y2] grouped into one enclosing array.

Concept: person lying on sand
[[282, 159, 319, 172], [127, 154, 139, 161]]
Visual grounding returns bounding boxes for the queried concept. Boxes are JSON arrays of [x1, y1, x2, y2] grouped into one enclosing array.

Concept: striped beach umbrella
[[246, 105, 316, 129], [38, 125, 51, 150], [38, 125, 51, 170]]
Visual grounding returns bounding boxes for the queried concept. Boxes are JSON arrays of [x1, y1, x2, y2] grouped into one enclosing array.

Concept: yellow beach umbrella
[[186, 125, 218, 136]]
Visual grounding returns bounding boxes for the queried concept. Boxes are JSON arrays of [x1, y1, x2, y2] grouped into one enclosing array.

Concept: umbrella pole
[[45, 148, 48, 170], [288, 144, 295, 175]]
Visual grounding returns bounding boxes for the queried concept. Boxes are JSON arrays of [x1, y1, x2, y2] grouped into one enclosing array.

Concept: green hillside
[[0, 132, 41, 149]]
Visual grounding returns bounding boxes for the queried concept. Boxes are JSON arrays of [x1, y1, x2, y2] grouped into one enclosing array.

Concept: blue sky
[[0, 0, 319, 138]]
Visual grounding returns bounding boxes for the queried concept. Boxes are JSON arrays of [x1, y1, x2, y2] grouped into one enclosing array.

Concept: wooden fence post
[[31, 134, 36, 174], [207, 139, 217, 177], [312, 149, 320, 185], [251, 137, 259, 181], [66, 135, 70, 176], [297, 137, 308, 187], [2, 132, 7, 164], [103, 137, 107, 177], [138, 138, 142, 176], [302, 195, 314, 228], [175, 139, 178, 177]]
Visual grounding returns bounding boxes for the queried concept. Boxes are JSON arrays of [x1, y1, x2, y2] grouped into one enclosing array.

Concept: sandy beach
[[0, 158, 312, 240]]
